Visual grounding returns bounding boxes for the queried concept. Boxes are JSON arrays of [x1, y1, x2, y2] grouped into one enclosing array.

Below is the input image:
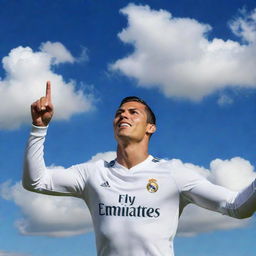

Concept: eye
[[130, 109, 138, 115], [115, 110, 122, 117]]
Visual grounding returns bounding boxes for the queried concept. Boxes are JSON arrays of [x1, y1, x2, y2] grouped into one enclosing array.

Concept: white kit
[[23, 126, 256, 256]]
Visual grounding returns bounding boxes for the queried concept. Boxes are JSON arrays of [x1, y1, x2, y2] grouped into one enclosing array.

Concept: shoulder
[[167, 159, 209, 192], [148, 157, 188, 177], [68, 158, 115, 181], [154, 158, 208, 182], [72, 158, 115, 170], [151, 157, 185, 170]]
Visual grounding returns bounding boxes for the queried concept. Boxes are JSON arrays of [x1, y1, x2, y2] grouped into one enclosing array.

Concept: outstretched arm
[[172, 163, 256, 219], [23, 82, 87, 197], [182, 178, 256, 219]]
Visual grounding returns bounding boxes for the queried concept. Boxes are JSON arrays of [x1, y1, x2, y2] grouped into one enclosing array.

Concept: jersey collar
[[113, 155, 154, 172]]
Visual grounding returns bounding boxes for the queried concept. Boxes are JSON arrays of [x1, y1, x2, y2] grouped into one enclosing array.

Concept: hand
[[31, 81, 54, 127]]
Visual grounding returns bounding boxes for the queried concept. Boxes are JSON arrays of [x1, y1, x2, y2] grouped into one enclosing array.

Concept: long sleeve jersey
[[23, 125, 256, 256]]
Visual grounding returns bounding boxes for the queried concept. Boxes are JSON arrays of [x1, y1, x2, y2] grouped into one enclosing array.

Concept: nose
[[119, 110, 129, 119]]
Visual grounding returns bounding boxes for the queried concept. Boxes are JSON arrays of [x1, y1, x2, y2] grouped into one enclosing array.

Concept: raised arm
[[23, 82, 87, 197]]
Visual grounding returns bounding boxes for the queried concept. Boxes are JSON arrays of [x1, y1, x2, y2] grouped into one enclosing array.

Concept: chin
[[115, 132, 132, 141]]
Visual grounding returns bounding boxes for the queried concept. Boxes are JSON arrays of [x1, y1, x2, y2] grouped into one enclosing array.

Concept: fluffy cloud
[[0, 154, 255, 237], [0, 179, 92, 237], [111, 5, 256, 101], [40, 41, 75, 64], [89, 151, 116, 162], [0, 42, 93, 130], [230, 8, 256, 43]]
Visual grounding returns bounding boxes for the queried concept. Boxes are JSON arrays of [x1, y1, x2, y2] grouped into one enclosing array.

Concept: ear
[[146, 124, 156, 135]]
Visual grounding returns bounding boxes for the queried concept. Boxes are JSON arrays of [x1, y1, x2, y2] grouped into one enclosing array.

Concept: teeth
[[119, 123, 130, 127]]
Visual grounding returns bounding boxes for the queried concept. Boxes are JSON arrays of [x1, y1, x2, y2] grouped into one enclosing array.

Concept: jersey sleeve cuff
[[30, 124, 48, 137]]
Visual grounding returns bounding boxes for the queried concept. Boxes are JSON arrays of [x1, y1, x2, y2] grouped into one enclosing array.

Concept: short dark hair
[[119, 96, 156, 125]]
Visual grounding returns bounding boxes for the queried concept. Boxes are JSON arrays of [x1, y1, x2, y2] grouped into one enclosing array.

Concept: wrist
[[32, 121, 48, 127], [31, 124, 48, 137]]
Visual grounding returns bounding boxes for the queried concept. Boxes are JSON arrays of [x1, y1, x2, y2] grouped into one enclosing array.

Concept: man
[[23, 81, 256, 256]]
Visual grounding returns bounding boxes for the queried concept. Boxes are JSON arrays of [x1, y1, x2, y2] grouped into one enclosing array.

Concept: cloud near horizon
[[0, 42, 93, 130], [0, 152, 255, 237], [111, 5, 256, 101]]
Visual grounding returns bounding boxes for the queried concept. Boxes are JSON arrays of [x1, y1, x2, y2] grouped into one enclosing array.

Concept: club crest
[[146, 178, 158, 193]]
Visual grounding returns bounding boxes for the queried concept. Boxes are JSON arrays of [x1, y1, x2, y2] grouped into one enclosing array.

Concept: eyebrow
[[116, 107, 140, 111], [115, 107, 142, 114]]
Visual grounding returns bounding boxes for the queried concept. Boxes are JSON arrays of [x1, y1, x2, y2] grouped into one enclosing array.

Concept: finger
[[31, 102, 38, 114], [36, 100, 41, 112], [46, 101, 54, 112], [40, 97, 48, 111], [45, 81, 52, 101]]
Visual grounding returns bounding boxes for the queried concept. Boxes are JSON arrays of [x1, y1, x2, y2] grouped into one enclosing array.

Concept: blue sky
[[0, 0, 256, 255]]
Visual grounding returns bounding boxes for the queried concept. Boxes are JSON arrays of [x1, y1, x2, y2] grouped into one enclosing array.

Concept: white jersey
[[23, 125, 256, 256]]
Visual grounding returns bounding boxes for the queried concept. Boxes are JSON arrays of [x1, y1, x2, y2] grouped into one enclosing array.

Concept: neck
[[116, 140, 149, 169]]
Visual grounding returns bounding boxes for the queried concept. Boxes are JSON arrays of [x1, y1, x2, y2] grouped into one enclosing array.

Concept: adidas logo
[[100, 181, 110, 188]]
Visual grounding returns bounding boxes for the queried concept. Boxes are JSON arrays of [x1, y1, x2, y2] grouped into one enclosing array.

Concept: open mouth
[[118, 122, 131, 128]]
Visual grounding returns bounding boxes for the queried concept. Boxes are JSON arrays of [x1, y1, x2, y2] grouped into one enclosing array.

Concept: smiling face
[[113, 101, 156, 144]]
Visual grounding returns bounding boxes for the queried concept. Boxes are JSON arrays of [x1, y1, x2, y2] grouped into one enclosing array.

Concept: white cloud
[[1, 153, 255, 237], [77, 46, 89, 63], [209, 157, 256, 190], [217, 94, 234, 106], [40, 41, 75, 64], [39, 42, 89, 64], [178, 206, 248, 237], [230, 8, 256, 43], [89, 151, 116, 162], [0, 42, 94, 130], [111, 5, 256, 101], [0, 179, 92, 237]]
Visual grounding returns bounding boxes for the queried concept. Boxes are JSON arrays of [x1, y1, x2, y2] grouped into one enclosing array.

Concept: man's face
[[113, 101, 154, 143]]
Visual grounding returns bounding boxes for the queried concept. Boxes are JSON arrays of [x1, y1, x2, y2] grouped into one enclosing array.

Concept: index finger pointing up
[[45, 81, 52, 101]]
